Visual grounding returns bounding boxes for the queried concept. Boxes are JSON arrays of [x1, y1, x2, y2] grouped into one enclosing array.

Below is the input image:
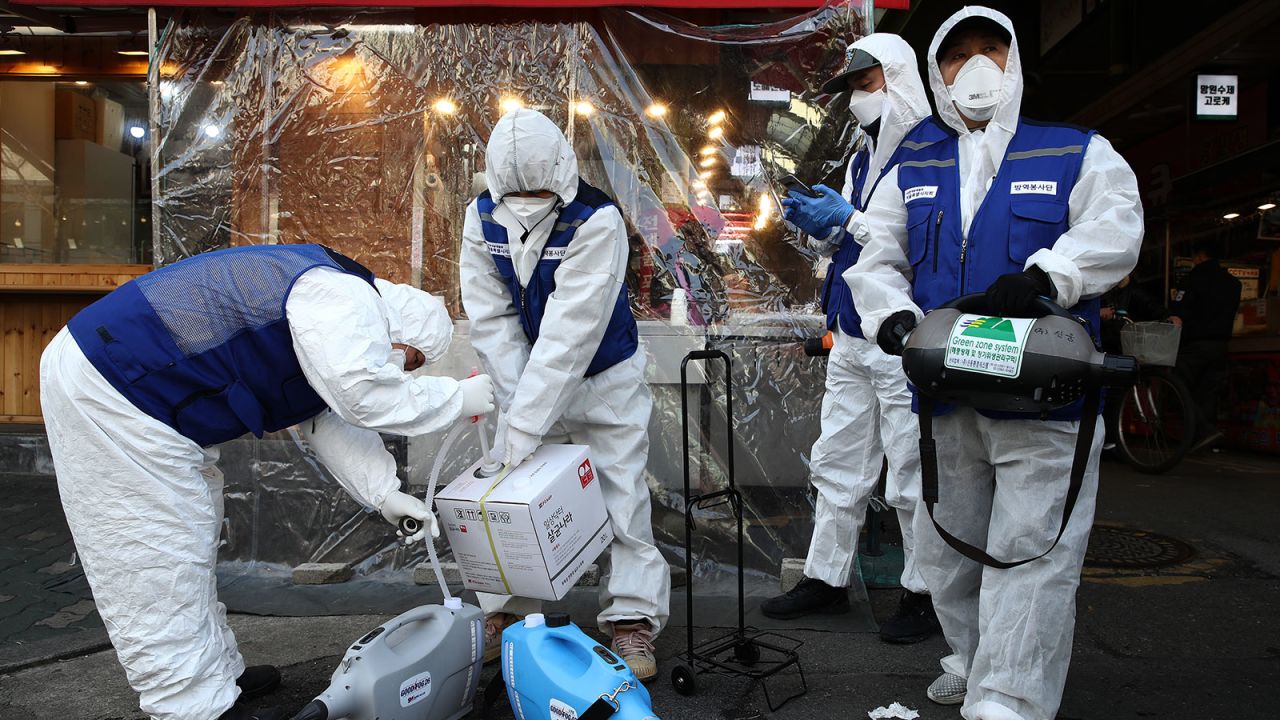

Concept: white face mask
[[847, 88, 886, 128], [503, 195, 558, 224], [388, 348, 407, 372], [947, 54, 1004, 122]]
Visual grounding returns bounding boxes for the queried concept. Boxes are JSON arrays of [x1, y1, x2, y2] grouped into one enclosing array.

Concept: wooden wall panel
[[1, 263, 150, 422]]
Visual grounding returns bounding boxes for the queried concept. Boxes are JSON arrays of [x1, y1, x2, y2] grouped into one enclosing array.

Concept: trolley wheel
[[733, 640, 761, 666], [671, 663, 699, 696]]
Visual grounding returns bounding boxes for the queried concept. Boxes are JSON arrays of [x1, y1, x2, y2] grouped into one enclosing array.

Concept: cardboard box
[[55, 90, 97, 141], [436, 444, 612, 601]]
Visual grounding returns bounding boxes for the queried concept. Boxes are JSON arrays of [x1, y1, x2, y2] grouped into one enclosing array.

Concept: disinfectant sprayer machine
[[290, 416, 500, 720], [485, 611, 660, 720], [902, 294, 1138, 569]]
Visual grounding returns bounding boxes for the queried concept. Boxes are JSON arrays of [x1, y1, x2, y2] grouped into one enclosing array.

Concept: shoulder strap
[[917, 390, 1099, 569]]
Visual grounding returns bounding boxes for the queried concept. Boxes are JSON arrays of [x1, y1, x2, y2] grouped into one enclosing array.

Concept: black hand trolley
[[671, 348, 806, 711]]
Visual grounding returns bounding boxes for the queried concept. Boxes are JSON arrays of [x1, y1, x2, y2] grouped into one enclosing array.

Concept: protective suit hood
[[927, 7, 1023, 137], [847, 33, 931, 205], [374, 278, 453, 364], [484, 108, 580, 206]]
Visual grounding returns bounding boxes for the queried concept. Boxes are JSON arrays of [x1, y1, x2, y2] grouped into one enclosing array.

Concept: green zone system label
[[944, 314, 1035, 378]]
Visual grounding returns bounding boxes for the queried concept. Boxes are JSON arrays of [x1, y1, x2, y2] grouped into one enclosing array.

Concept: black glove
[[877, 310, 918, 356], [985, 267, 1053, 317]]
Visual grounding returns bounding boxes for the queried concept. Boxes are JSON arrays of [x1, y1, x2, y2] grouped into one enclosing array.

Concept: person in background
[[761, 33, 940, 644], [847, 7, 1142, 718], [458, 108, 670, 682], [40, 245, 496, 720], [1169, 241, 1243, 452]]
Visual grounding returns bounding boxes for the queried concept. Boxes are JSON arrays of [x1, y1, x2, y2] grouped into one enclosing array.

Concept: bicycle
[[1107, 320, 1196, 474]]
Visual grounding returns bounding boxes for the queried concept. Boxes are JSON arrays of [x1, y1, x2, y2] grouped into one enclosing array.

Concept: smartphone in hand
[[779, 174, 820, 198]]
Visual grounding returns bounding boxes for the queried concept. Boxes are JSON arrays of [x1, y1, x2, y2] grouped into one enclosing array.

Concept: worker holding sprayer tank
[[848, 7, 1143, 718]]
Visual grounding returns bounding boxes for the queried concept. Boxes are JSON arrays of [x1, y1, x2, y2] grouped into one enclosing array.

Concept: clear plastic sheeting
[[154, 4, 874, 580]]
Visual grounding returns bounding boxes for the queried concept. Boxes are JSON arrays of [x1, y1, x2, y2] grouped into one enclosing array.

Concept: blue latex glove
[[781, 183, 853, 238]]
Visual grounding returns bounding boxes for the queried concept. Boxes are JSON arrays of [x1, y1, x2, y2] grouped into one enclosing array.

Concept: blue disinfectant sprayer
[[290, 412, 500, 720], [497, 612, 660, 720]]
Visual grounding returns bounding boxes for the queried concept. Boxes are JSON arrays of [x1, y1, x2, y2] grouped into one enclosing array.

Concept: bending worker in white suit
[[762, 33, 939, 644], [40, 244, 496, 720], [459, 108, 670, 682], [848, 7, 1142, 718]]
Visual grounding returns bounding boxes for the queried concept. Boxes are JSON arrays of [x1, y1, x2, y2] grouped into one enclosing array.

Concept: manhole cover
[[1085, 526, 1195, 569]]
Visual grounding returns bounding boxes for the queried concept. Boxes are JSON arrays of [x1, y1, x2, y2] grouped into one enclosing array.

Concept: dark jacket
[[1170, 259, 1242, 343]]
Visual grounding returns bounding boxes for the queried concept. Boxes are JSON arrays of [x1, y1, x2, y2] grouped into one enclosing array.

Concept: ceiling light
[[708, 126, 724, 140], [117, 50, 149, 57], [433, 98, 458, 114], [698, 170, 714, 180], [707, 109, 726, 125], [699, 157, 717, 168], [499, 97, 523, 113], [0, 50, 26, 56], [699, 145, 716, 156], [203, 125, 221, 138], [1222, 212, 1240, 220], [1258, 203, 1276, 211], [74, 81, 89, 86], [573, 101, 595, 116], [129, 126, 146, 139], [211, 80, 224, 86], [645, 103, 668, 119]]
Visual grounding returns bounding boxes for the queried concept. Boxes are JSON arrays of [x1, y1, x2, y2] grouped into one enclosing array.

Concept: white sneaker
[[927, 672, 967, 705]]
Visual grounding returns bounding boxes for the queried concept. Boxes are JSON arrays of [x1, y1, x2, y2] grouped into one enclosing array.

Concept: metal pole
[[863, 0, 875, 33], [147, 8, 162, 262]]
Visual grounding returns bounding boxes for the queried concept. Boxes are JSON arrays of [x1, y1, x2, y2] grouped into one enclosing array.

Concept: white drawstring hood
[[841, 33, 932, 208]]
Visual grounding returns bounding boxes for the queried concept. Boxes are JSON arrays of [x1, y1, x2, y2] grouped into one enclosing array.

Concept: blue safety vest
[[896, 116, 1101, 420], [476, 180, 638, 377], [820, 139, 907, 339], [67, 245, 376, 447]]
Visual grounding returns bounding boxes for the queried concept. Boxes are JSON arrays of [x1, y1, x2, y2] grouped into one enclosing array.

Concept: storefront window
[[0, 80, 151, 264], [153, 6, 866, 574]]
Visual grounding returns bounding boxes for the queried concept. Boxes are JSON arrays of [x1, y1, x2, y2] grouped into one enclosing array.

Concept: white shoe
[[927, 672, 967, 705]]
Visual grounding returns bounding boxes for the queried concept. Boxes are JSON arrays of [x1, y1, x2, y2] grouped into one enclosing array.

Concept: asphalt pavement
[[2, 449, 1278, 719]]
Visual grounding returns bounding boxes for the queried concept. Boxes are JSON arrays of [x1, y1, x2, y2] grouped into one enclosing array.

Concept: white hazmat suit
[[459, 109, 670, 634], [805, 33, 933, 595], [847, 8, 1143, 719], [41, 269, 472, 720]]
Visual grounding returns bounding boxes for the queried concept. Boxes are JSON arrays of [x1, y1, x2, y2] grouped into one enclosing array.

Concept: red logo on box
[[578, 459, 595, 488], [459, 525, 468, 534]]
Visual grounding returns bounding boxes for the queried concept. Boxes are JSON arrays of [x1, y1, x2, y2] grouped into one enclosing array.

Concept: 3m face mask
[[947, 54, 1003, 122], [847, 88, 886, 128]]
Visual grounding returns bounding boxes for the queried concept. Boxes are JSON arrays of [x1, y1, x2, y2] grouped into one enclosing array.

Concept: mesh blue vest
[[67, 244, 376, 446], [476, 180, 638, 377], [896, 116, 1100, 420]]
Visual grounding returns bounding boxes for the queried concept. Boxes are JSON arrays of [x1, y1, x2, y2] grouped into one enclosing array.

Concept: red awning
[[10, 0, 908, 8]]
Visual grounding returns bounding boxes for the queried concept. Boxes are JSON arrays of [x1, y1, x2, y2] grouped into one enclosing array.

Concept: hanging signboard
[[1196, 74, 1238, 120]]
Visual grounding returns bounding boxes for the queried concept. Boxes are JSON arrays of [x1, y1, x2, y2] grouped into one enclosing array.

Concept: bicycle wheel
[[1115, 369, 1195, 474]]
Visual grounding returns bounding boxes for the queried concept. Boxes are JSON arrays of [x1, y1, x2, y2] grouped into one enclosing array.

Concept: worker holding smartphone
[[763, 34, 938, 645]]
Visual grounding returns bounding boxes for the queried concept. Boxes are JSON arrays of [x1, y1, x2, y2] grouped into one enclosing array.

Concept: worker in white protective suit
[[459, 109, 670, 681], [761, 33, 939, 644], [847, 7, 1142, 718], [39, 244, 496, 720]]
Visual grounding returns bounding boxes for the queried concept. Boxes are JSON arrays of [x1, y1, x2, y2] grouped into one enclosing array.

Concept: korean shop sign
[[1196, 74, 1238, 120]]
